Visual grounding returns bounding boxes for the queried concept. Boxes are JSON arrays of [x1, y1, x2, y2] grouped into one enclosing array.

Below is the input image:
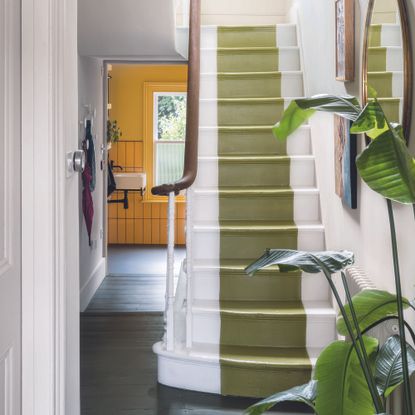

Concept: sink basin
[[114, 172, 146, 191]]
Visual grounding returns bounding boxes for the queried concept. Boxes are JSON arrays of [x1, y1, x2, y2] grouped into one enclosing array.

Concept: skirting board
[[80, 258, 106, 312]]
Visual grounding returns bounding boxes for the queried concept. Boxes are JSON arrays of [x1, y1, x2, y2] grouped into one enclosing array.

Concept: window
[[143, 82, 187, 201], [153, 93, 187, 186]]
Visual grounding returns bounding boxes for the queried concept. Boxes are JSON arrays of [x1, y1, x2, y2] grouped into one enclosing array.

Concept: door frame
[[21, 0, 80, 413]]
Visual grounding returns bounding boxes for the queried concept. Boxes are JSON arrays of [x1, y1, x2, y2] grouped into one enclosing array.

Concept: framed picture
[[334, 115, 357, 209], [335, 0, 355, 81]]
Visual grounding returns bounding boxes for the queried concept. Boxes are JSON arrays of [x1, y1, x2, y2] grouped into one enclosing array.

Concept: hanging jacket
[[85, 120, 96, 192], [82, 163, 94, 247]]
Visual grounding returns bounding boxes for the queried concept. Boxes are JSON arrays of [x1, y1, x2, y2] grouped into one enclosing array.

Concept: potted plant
[[107, 119, 122, 146], [244, 95, 415, 415]]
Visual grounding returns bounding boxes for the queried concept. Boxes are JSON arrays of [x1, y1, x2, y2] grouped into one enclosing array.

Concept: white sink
[[114, 172, 146, 191]]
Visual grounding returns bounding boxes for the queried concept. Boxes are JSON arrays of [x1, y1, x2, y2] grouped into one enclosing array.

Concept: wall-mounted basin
[[114, 172, 146, 191]]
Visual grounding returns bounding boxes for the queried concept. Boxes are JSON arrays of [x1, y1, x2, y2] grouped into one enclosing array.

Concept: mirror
[[362, 0, 413, 140]]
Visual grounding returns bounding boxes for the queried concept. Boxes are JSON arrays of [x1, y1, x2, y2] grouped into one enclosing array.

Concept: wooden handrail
[[152, 0, 201, 196]]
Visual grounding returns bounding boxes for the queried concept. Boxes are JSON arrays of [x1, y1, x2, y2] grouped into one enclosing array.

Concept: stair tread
[[193, 258, 301, 273], [201, 344, 313, 368], [202, 97, 289, 103], [200, 124, 310, 131], [368, 46, 402, 50], [194, 186, 319, 196], [194, 300, 335, 315], [222, 346, 311, 367], [204, 70, 302, 76], [367, 70, 403, 74], [194, 219, 324, 231], [193, 220, 324, 231], [200, 155, 314, 161], [213, 46, 299, 52]]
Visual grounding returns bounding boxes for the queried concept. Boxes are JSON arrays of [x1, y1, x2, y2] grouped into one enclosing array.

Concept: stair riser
[[198, 126, 312, 157], [368, 47, 403, 72], [201, 73, 303, 99], [376, 98, 402, 123], [197, 158, 316, 188], [367, 72, 403, 98], [370, 24, 401, 47], [218, 26, 278, 48], [193, 312, 335, 348], [192, 229, 325, 260], [181, 25, 298, 50], [220, 365, 311, 398], [201, 48, 301, 73], [192, 192, 320, 222], [200, 99, 287, 127], [192, 272, 330, 302]]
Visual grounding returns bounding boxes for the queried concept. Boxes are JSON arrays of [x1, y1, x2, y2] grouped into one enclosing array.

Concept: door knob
[[66, 150, 86, 176], [73, 150, 86, 173]]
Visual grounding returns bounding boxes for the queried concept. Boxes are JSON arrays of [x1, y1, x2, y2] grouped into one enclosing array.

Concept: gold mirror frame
[[362, 0, 413, 142]]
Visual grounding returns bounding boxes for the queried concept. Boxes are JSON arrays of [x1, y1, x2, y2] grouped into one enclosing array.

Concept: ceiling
[[78, 0, 183, 60]]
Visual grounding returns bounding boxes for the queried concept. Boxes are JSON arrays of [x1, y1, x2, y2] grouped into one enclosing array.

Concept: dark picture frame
[[335, 0, 355, 81]]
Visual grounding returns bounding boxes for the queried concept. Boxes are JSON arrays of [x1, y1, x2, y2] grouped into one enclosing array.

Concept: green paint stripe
[[218, 26, 277, 48], [217, 26, 310, 397], [369, 24, 382, 47], [368, 47, 387, 72], [367, 72, 393, 97]]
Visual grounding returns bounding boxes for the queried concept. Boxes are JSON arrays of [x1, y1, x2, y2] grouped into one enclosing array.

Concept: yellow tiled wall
[[108, 64, 188, 245]]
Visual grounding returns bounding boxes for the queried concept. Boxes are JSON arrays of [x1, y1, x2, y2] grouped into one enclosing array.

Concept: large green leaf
[[356, 129, 415, 204], [273, 95, 361, 141], [375, 335, 415, 398], [272, 101, 316, 141], [245, 249, 354, 276], [337, 290, 410, 336], [244, 380, 318, 415], [350, 101, 389, 139], [315, 337, 379, 415]]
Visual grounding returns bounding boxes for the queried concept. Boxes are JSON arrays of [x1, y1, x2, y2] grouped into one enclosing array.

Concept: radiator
[[345, 266, 404, 414]]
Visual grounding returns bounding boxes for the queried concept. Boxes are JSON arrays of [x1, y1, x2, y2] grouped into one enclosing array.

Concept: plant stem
[[341, 271, 380, 402], [387, 199, 413, 415], [314, 258, 384, 413]]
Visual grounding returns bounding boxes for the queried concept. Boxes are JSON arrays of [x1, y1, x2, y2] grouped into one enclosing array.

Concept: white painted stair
[[155, 9, 336, 400]]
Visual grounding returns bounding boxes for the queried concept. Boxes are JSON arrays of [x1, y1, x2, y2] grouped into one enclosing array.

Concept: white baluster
[[185, 188, 193, 349], [166, 191, 176, 351]]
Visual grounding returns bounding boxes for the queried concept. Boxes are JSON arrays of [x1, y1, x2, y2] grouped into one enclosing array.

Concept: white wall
[[78, 56, 106, 311]]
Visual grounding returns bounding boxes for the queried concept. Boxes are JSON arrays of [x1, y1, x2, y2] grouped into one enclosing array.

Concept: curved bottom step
[[154, 342, 318, 398]]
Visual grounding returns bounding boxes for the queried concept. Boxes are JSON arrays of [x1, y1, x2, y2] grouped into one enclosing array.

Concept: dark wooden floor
[[81, 247, 311, 414], [85, 275, 166, 313], [80, 312, 311, 415]]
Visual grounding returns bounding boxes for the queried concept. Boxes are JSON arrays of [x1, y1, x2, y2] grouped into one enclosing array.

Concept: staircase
[[367, 20, 403, 122], [154, 3, 336, 399]]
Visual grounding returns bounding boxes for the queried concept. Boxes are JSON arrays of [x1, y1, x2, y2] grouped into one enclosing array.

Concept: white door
[[0, 0, 21, 413]]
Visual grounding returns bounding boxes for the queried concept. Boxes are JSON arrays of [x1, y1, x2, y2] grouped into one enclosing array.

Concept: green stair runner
[[367, 24, 401, 122], [216, 26, 311, 398]]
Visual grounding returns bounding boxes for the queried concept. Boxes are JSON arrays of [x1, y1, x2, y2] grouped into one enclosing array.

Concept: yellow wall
[[108, 64, 188, 245]]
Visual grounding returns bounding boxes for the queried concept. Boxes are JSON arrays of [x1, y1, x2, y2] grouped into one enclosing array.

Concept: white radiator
[[345, 266, 403, 414]]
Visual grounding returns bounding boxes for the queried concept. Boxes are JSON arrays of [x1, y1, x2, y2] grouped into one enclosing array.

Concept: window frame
[[143, 82, 187, 202]]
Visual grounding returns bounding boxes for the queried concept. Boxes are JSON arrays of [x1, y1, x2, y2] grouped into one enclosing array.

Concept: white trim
[[79, 258, 106, 312], [22, 0, 79, 413]]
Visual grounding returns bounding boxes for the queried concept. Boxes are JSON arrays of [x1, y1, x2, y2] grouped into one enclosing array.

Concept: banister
[[151, 0, 201, 196]]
